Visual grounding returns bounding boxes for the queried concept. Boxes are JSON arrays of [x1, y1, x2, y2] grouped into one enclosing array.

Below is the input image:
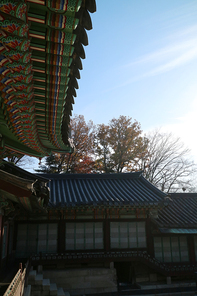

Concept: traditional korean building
[[1, 2, 197, 294], [154, 193, 197, 266], [15, 171, 168, 263], [0, 161, 50, 269], [1, 164, 197, 294], [0, 1, 96, 292]]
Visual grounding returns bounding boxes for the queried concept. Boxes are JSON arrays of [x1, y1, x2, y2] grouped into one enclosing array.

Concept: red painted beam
[[0, 180, 32, 198]]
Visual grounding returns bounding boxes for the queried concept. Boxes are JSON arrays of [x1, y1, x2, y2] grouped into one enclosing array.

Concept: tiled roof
[[156, 193, 197, 228], [39, 172, 168, 208], [0, 160, 48, 182]]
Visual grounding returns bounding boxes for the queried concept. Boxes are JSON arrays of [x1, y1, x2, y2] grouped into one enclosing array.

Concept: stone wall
[[43, 266, 117, 295]]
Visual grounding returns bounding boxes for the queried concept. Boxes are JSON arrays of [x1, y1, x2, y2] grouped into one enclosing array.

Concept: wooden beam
[[0, 215, 4, 266], [0, 180, 31, 198]]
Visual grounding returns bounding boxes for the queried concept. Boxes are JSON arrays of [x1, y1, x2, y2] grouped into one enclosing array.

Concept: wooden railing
[[3, 261, 30, 296]]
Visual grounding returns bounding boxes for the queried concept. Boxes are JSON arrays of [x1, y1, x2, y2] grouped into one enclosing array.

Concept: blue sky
[[25, 0, 197, 171], [72, 0, 197, 161]]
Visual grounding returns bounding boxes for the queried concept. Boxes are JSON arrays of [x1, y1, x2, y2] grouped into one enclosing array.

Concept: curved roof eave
[[0, 0, 96, 159]]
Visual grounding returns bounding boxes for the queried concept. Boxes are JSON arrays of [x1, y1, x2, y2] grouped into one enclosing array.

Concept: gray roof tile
[[156, 193, 197, 228], [38, 172, 167, 208]]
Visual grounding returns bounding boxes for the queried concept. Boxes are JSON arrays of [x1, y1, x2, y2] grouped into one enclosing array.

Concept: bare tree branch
[[143, 130, 197, 192]]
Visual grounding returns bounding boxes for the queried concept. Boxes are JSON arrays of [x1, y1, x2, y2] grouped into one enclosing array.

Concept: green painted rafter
[[0, 0, 96, 158]]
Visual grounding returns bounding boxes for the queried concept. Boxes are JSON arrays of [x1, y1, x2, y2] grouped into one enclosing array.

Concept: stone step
[[121, 293, 194, 296], [29, 270, 37, 280], [37, 265, 43, 274], [35, 273, 43, 285], [119, 289, 195, 296], [24, 285, 31, 296], [140, 283, 196, 290], [50, 283, 58, 296], [57, 287, 65, 296], [43, 278, 51, 291]]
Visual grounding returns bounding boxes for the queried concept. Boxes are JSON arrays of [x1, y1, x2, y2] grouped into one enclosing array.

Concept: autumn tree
[[142, 130, 197, 193], [36, 115, 95, 174], [94, 124, 113, 173], [95, 116, 149, 173]]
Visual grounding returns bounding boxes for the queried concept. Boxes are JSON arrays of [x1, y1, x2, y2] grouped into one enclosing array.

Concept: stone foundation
[[43, 267, 117, 295]]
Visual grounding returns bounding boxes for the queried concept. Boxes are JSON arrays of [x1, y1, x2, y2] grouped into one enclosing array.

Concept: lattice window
[[16, 223, 58, 258], [154, 236, 189, 262], [110, 221, 146, 249], [65, 222, 103, 250]]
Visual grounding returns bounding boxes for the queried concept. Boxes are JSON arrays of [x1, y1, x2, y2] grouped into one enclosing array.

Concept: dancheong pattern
[[0, 0, 96, 159]]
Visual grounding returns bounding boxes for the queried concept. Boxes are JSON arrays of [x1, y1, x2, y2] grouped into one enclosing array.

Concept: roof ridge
[[37, 171, 143, 179]]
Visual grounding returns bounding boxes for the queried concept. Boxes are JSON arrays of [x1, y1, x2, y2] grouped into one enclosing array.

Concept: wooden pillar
[[188, 235, 196, 264], [104, 219, 110, 252], [6, 222, 10, 265], [146, 216, 154, 257], [13, 221, 18, 251], [58, 220, 65, 253], [0, 213, 4, 266], [0, 216, 9, 269]]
